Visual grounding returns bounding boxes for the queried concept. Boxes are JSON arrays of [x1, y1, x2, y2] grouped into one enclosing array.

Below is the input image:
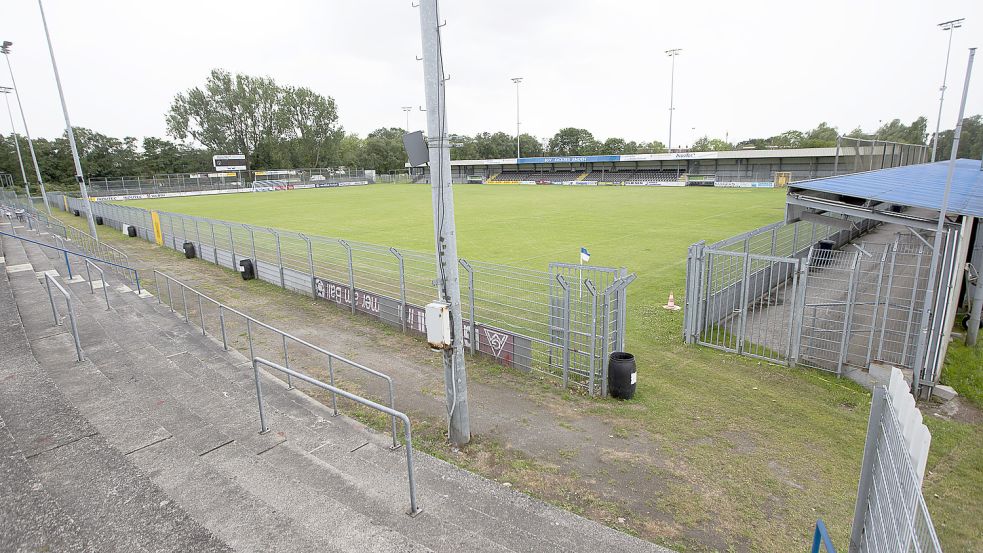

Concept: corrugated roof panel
[[790, 159, 983, 218]]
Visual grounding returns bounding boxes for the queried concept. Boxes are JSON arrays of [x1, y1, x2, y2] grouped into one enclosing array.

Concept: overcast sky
[[1, 0, 981, 149]]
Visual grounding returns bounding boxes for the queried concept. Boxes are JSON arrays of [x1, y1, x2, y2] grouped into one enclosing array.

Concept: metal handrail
[[84, 259, 110, 310], [0, 230, 142, 293], [811, 519, 837, 553], [251, 357, 420, 516], [152, 269, 400, 449], [44, 273, 83, 361]]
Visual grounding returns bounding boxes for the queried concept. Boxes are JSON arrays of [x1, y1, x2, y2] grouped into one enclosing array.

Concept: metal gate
[[694, 250, 801, 364]]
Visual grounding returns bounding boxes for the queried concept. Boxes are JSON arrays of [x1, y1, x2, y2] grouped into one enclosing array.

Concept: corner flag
[[580, 247, 590, 263]]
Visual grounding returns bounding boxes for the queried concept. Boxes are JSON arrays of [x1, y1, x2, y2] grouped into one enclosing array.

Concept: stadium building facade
[[411, 143, 929, 187]]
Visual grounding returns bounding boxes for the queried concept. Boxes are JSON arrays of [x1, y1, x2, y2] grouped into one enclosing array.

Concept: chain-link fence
[[41, 191, 633, 395], [85, 168, 412, 199]]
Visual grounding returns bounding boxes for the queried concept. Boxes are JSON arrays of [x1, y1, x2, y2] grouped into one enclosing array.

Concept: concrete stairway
[[0, 228, 669, 553]]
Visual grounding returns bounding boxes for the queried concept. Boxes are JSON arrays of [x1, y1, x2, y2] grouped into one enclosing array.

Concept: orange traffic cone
[[663, 292, 681, 311]]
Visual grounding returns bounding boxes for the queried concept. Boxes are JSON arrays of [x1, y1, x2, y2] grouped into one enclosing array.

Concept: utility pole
[[3, 41, 51, 215], [416, 0, 471, 446], [38, 0, 99, 239], [402, 106, 412, 132], [931, 18, 964, 163], [913, 47, 975, 397], [511, 77, 522, 158], [0, 87, 31, 205], [666, 49, 681, 152]]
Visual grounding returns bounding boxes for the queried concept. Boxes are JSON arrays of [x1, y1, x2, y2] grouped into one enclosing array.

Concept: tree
[[166, 69, 340, 168], [936, 115, 983, 160], [690, 136, 733, 152], [356, 127, 407, 172], [517, 133, 543, 157], [601, 137, 628, 154], [800, 122, 839, 148], [547, 128, 599, 156]]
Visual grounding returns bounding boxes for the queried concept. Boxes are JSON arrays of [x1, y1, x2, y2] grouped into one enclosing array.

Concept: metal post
[[165, 278, 173, 312], [249, 227, 257, 269], [182, 285, 189, 322], [666, 48, 680, 151], [37, 0, 98, 240], [737, 252, 753, 354], [340, 240, 356, 314], [392, 248, 407, 333], [837, 254, 862, 375], [198, 294, 205, 336], [555, 274, 571, 388], [585, 279, 598, 396], [304, 235, 316, 298], [459, 259, 476, 353], [282, 334, 293, 389], [833, 136, 841, 175], [219, 305, 228, 350], [246, 318, 255, 365], [877, 244, 899, 359], [229, 225, 236, 268], [326, 355, 338, 415], [273, 230, 285, 288], [913, 47, 975, 395], [865, 248, 888, 367], [211, 223, 218, 265], [417, 0, 471, 445]]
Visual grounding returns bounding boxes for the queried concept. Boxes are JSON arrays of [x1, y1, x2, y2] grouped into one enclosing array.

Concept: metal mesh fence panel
[[36, 192, 633, 394]]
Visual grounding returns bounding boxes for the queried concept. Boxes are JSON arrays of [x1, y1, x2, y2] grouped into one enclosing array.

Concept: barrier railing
[[44, 272, 83, 362], [251, 357, 420, 515], [811, 519, 837, 553], [84, 259, 110, 310], [152, 270, 401, 448], [0, 230, 142, 294]]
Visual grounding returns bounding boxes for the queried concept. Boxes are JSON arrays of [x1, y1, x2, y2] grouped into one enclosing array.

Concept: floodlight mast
[[37, 0, 99, 240], [0, 87, 31, 204], [931, 18, 964, 163], [416, 0, 471, 446], [666, 49, 681, 152], [2, 41, 51, 215], [511, 77, 522, 158], [402, 106, 413, 132]]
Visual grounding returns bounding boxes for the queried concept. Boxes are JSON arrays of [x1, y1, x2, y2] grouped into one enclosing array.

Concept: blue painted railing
[[811, 519, 837, 553]]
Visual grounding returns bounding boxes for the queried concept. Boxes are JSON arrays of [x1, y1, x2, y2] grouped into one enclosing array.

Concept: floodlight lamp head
[[511, 77, 522, 84], [0, 41, 11, 54]]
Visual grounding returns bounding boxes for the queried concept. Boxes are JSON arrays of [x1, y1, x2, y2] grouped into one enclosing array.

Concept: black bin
[[239, 259, 255, 280], [95, 216, 104, 225], [608, 352, 637, 400], [183, 241, 197, 259], [72, 209, 80, 217], [127, 225, 138, 237], [814, 240, 834, 267]]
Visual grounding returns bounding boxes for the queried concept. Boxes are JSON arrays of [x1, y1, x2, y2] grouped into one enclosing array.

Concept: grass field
[[118, 184, 982, 551]]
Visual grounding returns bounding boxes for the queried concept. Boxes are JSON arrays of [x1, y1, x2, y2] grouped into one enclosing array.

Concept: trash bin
[[183, 241, 197, 259], [73, 209, 80, 217], [608, 352, 637, 400], [95, 216, 104, 225], [126, 225, 138, 237], [239, 259, 255, 280]]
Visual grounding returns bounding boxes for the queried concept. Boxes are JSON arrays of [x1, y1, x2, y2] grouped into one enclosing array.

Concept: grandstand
[[412, 142, 930, 185]]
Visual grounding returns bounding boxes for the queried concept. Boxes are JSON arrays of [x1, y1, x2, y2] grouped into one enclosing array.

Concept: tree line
[[1, 68, 980, 191]]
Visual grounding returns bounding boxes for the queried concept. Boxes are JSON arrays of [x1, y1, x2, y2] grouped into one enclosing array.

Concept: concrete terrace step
[[0, 255, 232, 553], [0, 231, 669, 553]]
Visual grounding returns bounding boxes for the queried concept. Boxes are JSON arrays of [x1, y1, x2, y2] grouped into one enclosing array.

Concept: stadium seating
[[487, 171, 583, 183], [584, 169, 685, 183]]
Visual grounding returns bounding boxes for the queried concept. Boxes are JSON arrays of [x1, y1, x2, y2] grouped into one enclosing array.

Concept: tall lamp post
[[0, 87, 31, 204], [511, 77, 522, 158], [666, 49, 681, 152], [37, 0, 98, 238], [931, 18, 964, 163], [2, 41, 51, 214], [401, 106, 412, 132]]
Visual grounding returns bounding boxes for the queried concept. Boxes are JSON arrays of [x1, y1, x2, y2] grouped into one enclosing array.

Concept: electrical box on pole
[[415, 0, 471, 446]]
